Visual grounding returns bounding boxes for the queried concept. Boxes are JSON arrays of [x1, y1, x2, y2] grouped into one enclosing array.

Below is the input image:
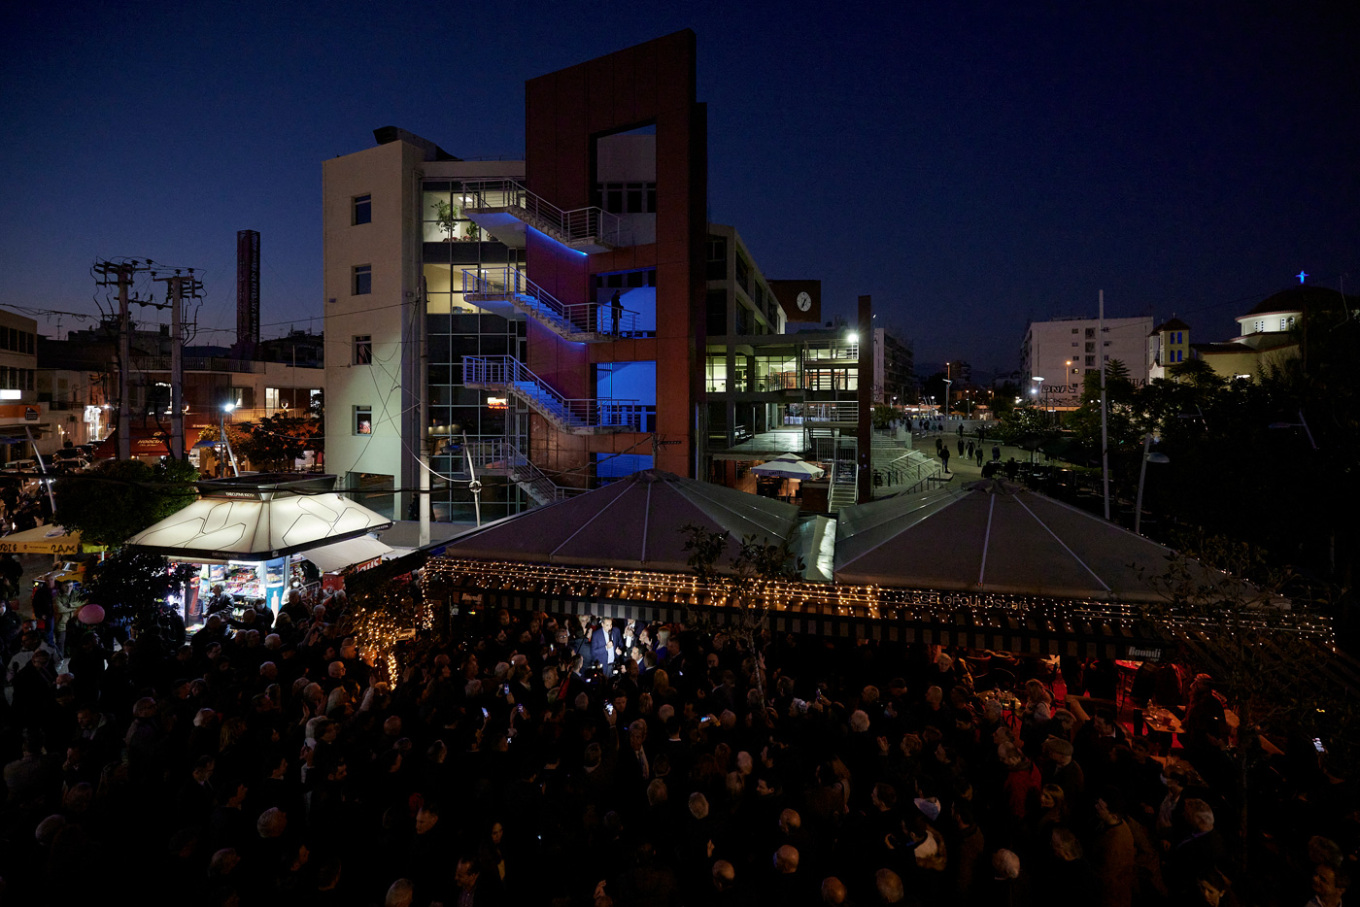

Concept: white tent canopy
[[751, 453, 825, 480], [127, 474, 393, 562], [835, 480, 1227, 603], [443, 469, 800, 573]]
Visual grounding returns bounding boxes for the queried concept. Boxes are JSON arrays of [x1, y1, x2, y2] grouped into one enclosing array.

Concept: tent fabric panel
[[442, 470, 799, 573], [979, 495, 1112, 599], [836, 487, 961, 544], [1015, 495, 1188, 601], [835, 491, 992, 589]]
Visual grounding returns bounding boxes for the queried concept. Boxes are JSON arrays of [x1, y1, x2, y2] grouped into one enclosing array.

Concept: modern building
[[879, 331, 915, 405], [1022, 314, 1153, 411], [0, 308, 68, 463], [323, 32, 848, 523], [1146, 317, 1191, 382]]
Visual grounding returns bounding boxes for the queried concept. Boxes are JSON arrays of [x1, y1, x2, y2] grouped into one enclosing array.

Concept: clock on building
[[796, 291, 811, 312]]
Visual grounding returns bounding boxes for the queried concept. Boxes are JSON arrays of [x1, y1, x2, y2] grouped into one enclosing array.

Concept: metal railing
[[462, 355, 646, 431], [804, 402, 859, 423], [454, 438, 582, 504], [462, 268, 638, 337], [460, 179, 628, 247]]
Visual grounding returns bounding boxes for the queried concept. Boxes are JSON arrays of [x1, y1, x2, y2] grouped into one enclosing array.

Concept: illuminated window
[[354, 406, 372, 435], [353, 335, 372, 365], [353, 194, 371, 225]]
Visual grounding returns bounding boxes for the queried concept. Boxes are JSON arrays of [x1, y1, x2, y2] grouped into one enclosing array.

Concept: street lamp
[[942, 378, 953, 423], [1268, 410, 1318, 450], [1134, 433, 1169, 535], [221, 402, 241, 477]]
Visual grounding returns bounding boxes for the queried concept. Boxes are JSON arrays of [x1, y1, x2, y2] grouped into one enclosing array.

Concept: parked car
[[40, 561, 88, 585], [1, 459, 38, 475]]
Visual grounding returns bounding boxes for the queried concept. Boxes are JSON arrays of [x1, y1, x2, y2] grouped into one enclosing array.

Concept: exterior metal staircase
[[827, 438, 859, 513], [457, 438, 583, 506], [463, 355, 643, 435], [459, 179, 628, 253], [462, 268, 636, 341]]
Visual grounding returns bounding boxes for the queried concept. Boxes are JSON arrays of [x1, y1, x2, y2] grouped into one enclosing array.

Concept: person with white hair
[[1165, 798, 1227, 896], [849, 710, 871, 734]]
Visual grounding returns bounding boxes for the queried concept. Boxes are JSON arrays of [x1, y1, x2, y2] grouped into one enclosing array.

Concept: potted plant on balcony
[[433, 199, 457, 242]]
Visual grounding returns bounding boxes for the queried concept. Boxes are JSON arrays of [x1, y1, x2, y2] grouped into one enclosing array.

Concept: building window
[[353, 194, 371, 225], [1085, 328, 1095, 338], [353, 265, 372, 295], [354, 406, 372, 435], [1071, 328, 1078, 334], [1085, 355, 1095, 366], [595, 181, 657, 214], [353, 335, 372, 365]]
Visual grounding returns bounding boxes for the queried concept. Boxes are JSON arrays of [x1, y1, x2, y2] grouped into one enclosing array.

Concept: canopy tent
[[835, 480, 1231, 603], [127, 474, 393, 561], [751, 453, 825, 480], [442, 468, 801, 573], [303, 535, 393, 573], [0, 524, 90, 556]]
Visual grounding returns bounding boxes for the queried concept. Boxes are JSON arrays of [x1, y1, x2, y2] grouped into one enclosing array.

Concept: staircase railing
[[442, 438, 582, 505], [460, 179, 627, 246], [805, 402, 859, 423], [463, 355, 645, 431], [462, 268, 637, 336]]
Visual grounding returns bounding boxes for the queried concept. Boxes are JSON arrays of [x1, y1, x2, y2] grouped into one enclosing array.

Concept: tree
[[82, 547, 197, 638], [235, 413, 322, 472], [682, 524, 803, 702], [54, 458, 198, 548], [1137, 543, 1354, 873]]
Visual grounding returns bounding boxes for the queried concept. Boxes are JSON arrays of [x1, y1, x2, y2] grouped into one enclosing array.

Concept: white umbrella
[[751, 454, 825, 480]]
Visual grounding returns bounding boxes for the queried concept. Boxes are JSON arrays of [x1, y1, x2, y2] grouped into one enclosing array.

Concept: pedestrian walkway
[[907, 431, 1033, 488]]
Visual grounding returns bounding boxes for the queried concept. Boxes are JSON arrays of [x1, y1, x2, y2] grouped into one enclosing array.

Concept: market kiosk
[[127, 474, 393, 621]]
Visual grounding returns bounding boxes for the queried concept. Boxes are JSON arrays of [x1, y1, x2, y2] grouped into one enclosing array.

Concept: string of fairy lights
[[343, 557, 1336, 688], [417, 558, 1335, 646]]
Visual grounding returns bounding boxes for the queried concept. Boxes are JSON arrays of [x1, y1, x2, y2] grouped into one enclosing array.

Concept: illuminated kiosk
[[127, 474, 393, 617]]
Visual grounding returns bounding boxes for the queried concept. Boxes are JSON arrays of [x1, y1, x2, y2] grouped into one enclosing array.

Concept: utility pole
[[153, 269, 203, 460], [94, 260, 152, 461], [1099, 290, 1111, 521]]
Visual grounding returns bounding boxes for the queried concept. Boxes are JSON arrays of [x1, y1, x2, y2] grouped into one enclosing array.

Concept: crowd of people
[[0, 579, 1354, 906]]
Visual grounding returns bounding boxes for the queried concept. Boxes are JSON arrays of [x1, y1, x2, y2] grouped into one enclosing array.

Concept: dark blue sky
[[2, 1, 1355, 376]]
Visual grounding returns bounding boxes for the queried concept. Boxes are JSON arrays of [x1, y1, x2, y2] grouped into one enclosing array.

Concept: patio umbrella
[[751, 453, 825, 480]]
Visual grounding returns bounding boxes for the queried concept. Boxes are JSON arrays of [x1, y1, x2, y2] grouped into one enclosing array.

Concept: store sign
[[1126, 645, 1163, 661], [487, 396, 508, 410]]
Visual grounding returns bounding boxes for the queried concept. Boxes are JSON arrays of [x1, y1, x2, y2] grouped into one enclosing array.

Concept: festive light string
[[416, 557, 1333, 644]]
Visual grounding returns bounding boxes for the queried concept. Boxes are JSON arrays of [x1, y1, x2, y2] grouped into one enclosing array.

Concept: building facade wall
[[1023, 315, 1152, 409], [524, 30, 707, 479]]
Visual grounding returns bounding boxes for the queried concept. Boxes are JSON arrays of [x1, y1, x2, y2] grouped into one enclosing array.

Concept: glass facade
[[422, 178, 528, 523]]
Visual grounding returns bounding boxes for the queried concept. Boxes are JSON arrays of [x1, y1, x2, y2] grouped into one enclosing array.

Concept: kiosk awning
[[303, 536, 392, 573]]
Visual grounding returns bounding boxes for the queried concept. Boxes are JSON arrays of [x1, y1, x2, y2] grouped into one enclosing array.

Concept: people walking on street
[[940, 446, 951, 474]]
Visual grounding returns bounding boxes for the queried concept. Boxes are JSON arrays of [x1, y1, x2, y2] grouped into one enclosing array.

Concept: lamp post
[[220, 402, 240, 477], [1133, 433, 1170, 535], [942, 378, 953, 424]]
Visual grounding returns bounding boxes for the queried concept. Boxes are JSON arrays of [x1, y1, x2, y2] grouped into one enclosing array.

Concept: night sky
[[2, 1, 1355, 377]]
